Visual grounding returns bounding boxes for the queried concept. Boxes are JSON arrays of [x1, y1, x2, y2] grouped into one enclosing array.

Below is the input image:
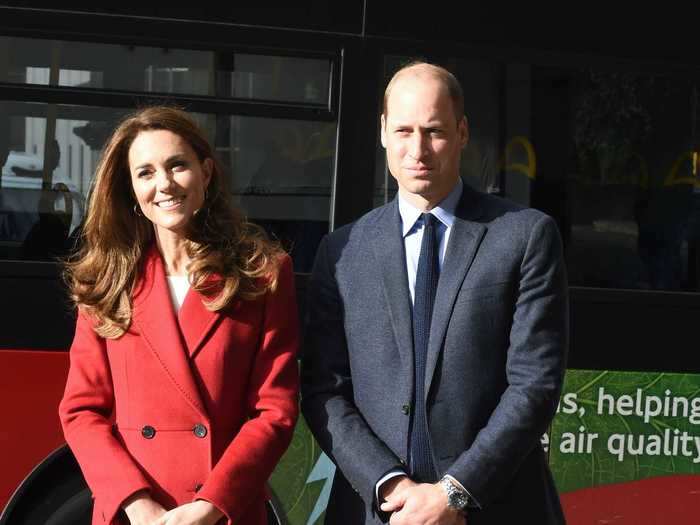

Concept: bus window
[[0, 102, 335, 271], [0, 103, 127, 261], [0, 36, 332, 106], [373, 56, 700, 293], [231, 116, 334, 272], [531, 66, 700, 292]]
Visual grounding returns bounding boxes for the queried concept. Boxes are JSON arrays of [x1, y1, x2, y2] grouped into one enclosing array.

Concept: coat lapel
[[424, 186, 487, 395], [132, 246, 208, 420], [371, 201, 414, 366], [177, 279, 223, 359]]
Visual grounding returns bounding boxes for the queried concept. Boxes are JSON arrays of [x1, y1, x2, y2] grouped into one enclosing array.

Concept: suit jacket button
[[193, 423, 207, 438], [401, 404, 410, 415], [141, 425, 156, 439]]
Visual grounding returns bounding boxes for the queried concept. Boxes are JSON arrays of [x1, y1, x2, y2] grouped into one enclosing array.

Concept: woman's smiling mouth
[[155, 196, 185, 209]]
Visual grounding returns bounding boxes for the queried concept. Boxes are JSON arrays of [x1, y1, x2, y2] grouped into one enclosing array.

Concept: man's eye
[[171, 161, 187, 170]]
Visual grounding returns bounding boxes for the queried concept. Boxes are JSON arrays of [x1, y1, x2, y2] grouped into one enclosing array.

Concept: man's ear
[[459, 116, 469, 148]]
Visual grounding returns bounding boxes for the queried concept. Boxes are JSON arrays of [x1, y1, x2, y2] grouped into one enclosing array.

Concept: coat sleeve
[[446, 213, 569, 507], [300, 234, 404, 517], [59, 310, 152, 524], [195, 255, 300, 523]]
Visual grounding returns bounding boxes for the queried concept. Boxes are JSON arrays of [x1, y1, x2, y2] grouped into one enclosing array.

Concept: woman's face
[[128, 129, 212, 239]]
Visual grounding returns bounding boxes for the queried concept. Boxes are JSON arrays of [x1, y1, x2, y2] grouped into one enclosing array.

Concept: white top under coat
[[166, 275, 190, 313]]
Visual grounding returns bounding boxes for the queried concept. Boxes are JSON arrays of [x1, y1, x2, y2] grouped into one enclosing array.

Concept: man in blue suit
[[301, 61, 568, 524]]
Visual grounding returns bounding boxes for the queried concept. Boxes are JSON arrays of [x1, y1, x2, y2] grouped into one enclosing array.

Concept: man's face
[[381, 73, 467, 208]]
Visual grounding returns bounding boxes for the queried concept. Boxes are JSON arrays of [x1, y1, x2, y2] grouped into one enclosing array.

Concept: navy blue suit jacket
[[301, 184, 568, 524]]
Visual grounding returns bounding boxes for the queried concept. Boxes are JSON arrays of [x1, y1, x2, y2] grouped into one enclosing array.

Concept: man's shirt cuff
[[375, 469, 408, 505]]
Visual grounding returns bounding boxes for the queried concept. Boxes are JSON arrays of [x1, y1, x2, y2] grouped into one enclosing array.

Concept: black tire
[[0, 447, 90, 525], [44, 488, 92, 525]]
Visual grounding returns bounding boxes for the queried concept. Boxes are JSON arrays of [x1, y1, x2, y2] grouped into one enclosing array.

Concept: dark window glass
[[538, 67, 700, 292], [0, 37, 331, 105], [0, 102, 127, 261], [374, 56, 700, 292], [0, 102, 335, 271], [220, 115, 334, 272]]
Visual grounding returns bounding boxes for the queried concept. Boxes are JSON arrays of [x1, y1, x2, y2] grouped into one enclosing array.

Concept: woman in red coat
[[59, 107, 300, 525]]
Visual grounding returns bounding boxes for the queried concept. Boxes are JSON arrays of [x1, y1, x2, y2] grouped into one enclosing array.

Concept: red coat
[[59, 248, 300, 525]]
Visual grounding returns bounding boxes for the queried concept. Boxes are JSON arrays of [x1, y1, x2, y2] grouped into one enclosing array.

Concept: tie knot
[[422, 213, 435, 228]]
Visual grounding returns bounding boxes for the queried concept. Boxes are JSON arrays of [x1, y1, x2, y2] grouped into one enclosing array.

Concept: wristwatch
[[439, 476, 470, 512]]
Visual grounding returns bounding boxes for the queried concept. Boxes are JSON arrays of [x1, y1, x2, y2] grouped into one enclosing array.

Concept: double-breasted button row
[[140, 424, 208, 439]]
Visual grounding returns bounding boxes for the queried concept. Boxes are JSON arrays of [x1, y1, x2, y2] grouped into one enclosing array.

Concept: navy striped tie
[[409, 213, 439, 482]]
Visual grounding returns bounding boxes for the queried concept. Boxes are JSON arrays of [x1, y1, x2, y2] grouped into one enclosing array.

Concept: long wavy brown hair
[[65, 106, 283, 339]]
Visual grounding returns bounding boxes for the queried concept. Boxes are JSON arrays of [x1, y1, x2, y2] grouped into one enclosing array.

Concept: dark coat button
[[141, 425, 156, 439], [401, 404, 411, 415], [194, 483, 203, 492], [193, 423, 207, 438]]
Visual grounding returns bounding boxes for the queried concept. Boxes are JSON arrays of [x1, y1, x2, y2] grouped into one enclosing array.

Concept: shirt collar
[[398, 177, 463, 237]]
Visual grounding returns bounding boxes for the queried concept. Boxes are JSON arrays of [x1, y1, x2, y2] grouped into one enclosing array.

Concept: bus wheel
[[44, 488, 92, 525], [0, 446, 91, 525]]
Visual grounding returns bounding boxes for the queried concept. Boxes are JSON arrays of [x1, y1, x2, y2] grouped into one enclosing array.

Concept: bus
[[2, 5, 700, 524]]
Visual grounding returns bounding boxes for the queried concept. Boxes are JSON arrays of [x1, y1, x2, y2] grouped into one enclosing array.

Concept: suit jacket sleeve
[[446, 214, 568, 507], [59, 310, 152, 524], [195, 255, 300, 523], [301, 235, 403, 512]]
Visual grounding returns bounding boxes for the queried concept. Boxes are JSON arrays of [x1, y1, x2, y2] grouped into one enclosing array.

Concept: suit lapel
[[132, 247, 208, 420], [177, 279, 223, 359], [371, 202, 414, 366], [424, 187, 487, 395]]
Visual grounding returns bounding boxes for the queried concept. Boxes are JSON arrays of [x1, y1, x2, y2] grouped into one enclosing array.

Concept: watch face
[[452, 491, 469, 509], [441, 478, 469, 510]]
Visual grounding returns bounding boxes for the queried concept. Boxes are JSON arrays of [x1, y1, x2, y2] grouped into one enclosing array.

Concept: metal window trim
[[0, 83, 336, 122]]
